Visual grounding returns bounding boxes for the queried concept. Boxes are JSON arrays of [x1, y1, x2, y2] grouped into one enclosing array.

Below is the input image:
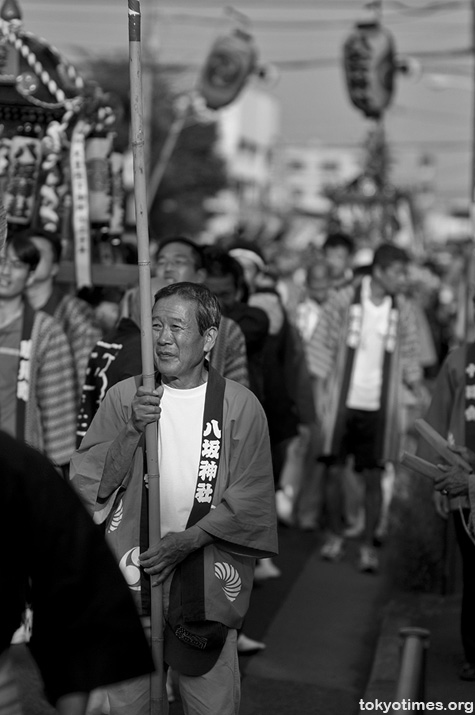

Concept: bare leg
[[362, 467, 383, 547], [324, 464, 344, 536]]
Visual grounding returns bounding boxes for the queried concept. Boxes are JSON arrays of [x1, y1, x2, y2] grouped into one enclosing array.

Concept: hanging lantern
[[343, 21, 397, 120], [198, 27, 258, 110]]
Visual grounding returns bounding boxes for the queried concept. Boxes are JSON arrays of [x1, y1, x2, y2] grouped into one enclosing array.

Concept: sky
[[16, 0, 475, 208]]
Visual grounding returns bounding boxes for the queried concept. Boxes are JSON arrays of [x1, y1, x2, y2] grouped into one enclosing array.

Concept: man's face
[[204, 274, 237, 314], [29, 237, 58, 284], [0, 245, 33, 300], [307, 265, 330, 305], [375, 261, 408, 296], [155, 242, 204, 286], [152, 295, 216, 384], [324, 246, 351, 280]]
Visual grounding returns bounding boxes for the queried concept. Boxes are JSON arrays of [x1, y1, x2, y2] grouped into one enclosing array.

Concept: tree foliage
[[82, 57, 228, 243]]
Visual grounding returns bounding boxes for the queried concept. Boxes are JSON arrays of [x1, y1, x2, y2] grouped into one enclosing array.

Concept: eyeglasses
[[156, 257, 194, 269], [0, 255, 29, 270]]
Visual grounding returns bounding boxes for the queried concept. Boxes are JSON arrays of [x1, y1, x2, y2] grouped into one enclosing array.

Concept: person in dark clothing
[[202, 245, 269, 402], [0, 430, 154, 715], [229, 244, 311, 484], [76, 308, 142, 447]]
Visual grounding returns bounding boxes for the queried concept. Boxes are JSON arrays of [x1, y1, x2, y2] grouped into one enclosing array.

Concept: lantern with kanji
[[198, 27, 258, 110], [343, 21, 397, 120]]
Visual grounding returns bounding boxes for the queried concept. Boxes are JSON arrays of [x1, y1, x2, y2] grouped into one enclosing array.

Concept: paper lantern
[[199, 28, 257, 110], [343, 21, 396, 119]]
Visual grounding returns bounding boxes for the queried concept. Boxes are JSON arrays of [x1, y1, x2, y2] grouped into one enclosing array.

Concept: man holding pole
[[70, 282, 278, 715]]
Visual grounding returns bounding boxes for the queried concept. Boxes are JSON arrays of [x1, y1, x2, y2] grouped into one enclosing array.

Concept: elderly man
[[71, 282, 278, 715]]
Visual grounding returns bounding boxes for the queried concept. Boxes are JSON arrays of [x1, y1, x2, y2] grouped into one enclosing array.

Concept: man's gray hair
[[153, 282, 221, 335]]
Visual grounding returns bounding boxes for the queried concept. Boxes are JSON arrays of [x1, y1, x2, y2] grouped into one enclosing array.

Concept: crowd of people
[[2, 212, 475, 713]]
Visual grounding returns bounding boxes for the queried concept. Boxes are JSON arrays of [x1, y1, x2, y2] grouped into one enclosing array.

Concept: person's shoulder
[[0, 430, 55, 483], [228, 302, 270, 335], [224, 376, 263, 409], [0, 430, 27, 471], [324, 281, 355, 309], [242, 302, 270, 326], [220, 315, 245, 339], [220, 314, 236, 330], [34, 306, 56, 330], [444, 343, 469, 369], [35, 308, 71, 342], [107, 374, 139, 398], [62, 292, 94, 313], [61, 293, 101, 327]]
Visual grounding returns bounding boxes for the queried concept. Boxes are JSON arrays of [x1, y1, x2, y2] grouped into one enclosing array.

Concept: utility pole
[[368, 0, 391, 242], [463, 0, 475, 339]]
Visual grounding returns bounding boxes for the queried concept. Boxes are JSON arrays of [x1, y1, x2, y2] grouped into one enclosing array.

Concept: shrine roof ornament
[[0, 0, 84, 110]]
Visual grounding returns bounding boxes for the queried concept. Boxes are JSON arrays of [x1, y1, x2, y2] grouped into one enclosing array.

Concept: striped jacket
[[22, 308, 77, 466], [40, 287, 102, 405], [209, 316, 249, 389], [305, 282, 422, 461], [306, 283, 422, 386]]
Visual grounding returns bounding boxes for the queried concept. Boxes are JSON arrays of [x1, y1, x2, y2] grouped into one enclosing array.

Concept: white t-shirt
[[346, 278, 391, 411], [158, 382, 207, 537], [296, 298, 322, 344]]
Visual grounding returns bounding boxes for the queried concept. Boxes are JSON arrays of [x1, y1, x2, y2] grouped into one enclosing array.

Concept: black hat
[[164, 569, 227, 676], [164, 618, 227, 677]]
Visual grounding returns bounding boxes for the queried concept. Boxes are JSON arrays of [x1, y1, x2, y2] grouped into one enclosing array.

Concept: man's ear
[[204, 326, 218, 355], [195, 267, 207, 284], [25, 270, 37, 288], [372, 264, 382, 282]]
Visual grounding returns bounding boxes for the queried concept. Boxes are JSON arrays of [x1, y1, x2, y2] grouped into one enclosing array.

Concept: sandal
[[459, 662, 475, 681]]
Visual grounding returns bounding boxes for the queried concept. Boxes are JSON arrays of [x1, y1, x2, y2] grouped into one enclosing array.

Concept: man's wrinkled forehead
[[153, 295, 197, 322]]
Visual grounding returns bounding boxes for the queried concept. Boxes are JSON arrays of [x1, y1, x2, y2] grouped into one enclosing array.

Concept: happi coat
[[14, 302, 76, 466], [40, 286, 101, 405], [416, 343, 475, 523], [306, 280, 422, 463], [70, 369, 278, 629]]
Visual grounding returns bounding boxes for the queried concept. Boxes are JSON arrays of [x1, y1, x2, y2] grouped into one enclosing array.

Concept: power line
[[150, 45, 472, 72]]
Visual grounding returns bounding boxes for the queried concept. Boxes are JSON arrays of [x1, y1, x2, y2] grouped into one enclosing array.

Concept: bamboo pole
[[128, 2, 163, 713]]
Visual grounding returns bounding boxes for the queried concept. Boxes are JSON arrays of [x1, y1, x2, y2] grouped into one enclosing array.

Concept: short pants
[[319, 408, 384, 472]]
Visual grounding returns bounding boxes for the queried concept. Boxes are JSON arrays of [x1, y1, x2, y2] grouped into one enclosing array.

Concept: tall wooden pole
[[128, 2, 164, 712], [467, 0, 475, 339]]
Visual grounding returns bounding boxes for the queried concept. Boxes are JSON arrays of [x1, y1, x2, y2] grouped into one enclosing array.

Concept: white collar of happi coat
[[296, 298, 321, 343], [347, 276, 399, 353]]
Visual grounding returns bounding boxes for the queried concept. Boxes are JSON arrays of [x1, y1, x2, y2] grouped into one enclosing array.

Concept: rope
[[459, 503, 475, 547], [0, 20, 84, 107]]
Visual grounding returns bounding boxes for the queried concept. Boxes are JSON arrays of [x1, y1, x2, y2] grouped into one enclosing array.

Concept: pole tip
[[128, 0, 141, 40]]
